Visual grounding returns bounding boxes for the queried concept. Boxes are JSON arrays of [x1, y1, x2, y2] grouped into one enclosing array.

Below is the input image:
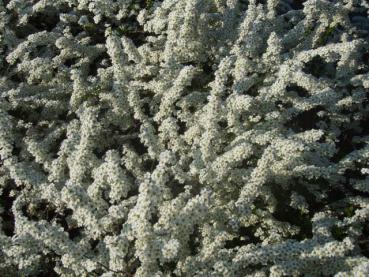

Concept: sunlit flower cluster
[[1, 0, 369, 276]]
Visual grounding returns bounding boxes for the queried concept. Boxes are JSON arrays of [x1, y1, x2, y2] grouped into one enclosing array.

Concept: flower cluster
[[1, 0, 369, 276]]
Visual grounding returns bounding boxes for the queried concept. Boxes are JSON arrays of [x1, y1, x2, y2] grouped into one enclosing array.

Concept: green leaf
[[344, 205, 355, 217], [331, 225, 347, 241], [317, 24, 336, 46]]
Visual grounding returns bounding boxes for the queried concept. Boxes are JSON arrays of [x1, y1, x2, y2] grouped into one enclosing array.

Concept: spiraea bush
[[1, 0, 369, 276]]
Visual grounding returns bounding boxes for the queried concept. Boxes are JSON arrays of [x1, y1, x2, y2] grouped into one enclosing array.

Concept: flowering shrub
[[1, 0, 369, 276]]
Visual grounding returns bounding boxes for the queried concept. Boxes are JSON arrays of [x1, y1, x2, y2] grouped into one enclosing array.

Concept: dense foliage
[[1, 0, 369, 276]]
